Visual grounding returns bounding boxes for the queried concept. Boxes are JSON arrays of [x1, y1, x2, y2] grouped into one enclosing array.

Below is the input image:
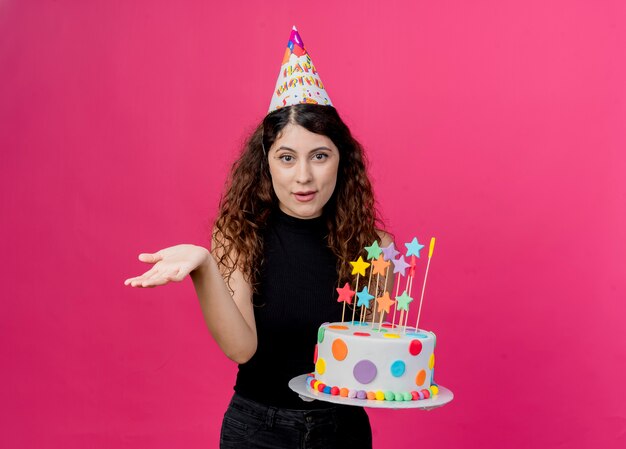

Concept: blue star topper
[[356, 286, 375, 308], [405, 237, 425, 258]]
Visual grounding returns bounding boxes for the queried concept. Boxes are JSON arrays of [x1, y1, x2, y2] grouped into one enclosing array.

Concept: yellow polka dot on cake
[[316, 358, 326, 375], [383, 333, 400, 339]]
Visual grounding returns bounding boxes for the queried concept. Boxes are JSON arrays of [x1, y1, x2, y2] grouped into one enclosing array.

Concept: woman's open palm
[[124, 244, 209, 288]]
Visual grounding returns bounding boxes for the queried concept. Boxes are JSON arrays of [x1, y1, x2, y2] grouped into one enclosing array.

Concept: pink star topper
[[336, 282, 356, 305]]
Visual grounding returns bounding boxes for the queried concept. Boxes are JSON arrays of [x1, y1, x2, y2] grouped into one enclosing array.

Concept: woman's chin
[[281, 204, 323, 219]]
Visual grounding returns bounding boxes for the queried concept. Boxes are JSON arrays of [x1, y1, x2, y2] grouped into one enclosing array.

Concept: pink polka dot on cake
[[353, 332, 370, 337], [313, 344, 318, 363], [409, 339, 422, 356]]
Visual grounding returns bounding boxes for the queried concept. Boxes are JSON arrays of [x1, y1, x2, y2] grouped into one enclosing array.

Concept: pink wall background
[[1, 1, 625, 448]]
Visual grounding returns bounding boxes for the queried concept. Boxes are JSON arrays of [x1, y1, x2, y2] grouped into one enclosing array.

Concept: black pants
[[220, 393, 372, 449]]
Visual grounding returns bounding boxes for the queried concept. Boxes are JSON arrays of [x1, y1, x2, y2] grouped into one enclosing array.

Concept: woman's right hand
[[124, 244, 210, 288]]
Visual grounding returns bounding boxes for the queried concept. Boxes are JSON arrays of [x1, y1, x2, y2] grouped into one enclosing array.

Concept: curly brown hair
[[213, 104, 385, 294]]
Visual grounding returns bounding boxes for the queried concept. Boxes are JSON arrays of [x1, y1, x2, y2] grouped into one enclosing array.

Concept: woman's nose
[[295, 161, 313, 183]]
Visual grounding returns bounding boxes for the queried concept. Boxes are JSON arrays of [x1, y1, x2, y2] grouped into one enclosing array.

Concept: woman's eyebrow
[[276, 146, 334, 153]]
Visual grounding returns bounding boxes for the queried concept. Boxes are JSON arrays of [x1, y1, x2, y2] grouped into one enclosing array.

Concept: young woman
[[125, 103, 393, 448]]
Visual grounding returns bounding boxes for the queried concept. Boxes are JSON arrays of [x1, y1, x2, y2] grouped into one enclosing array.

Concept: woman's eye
[[280, 155, 294, 162], [313, 153, 328, 161]]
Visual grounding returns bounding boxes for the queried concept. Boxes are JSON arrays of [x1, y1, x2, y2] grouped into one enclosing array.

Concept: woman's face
[[268, 123, 340, 219]]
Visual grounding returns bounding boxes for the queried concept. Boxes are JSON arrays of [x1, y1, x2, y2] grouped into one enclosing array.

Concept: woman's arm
[[189, 243, 257, 364], [124, 241, 257, 364]]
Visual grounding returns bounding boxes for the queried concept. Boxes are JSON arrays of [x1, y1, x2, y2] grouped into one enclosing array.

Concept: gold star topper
[[350, 256, 370, 277]]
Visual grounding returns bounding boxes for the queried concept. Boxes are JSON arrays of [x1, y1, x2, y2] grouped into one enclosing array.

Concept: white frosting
[[315, 322, 436, 393]]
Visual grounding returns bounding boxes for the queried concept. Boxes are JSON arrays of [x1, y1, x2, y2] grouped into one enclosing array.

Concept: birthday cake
[[305, 238, 441, 402], [307, 322, 438, 401]]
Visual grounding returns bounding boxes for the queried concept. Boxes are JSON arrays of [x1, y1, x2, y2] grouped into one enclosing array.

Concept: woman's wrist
[[190, 246, 211, 276]]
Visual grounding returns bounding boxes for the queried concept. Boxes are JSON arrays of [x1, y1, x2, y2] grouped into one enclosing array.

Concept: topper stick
[[376, 293, 396, 331], [351, 274, 360, 323], [415, 238, 435, 330], [378, 303, 386, 331], [371, 273, 380, 325], [384, 264, 391, 291], [383, 264, 392, 327], [402, 256, 416, 331], [337, 279, 350, 323], [408, 256, 417, 295], [391, 275, 402, 327], [363, 267, 374, 325], [376, 293, 385, 331], [403, 274, 414, 330]]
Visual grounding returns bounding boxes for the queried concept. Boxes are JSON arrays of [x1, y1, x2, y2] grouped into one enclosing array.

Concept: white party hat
[[268, 26, 333, 112]]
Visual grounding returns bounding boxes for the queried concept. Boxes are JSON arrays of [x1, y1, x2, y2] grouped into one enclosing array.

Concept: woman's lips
[[293, 191, 316, 202]]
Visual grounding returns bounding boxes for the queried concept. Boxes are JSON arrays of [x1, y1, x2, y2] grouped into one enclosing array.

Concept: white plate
[[288, 374, 454, 410]]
